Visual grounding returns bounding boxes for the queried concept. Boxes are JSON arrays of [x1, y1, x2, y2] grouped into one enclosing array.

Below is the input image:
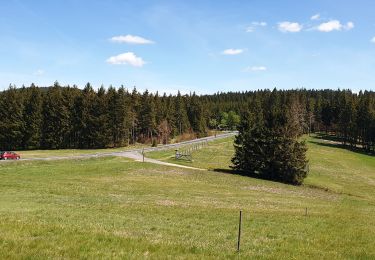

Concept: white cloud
[[278, 22, 303, 33], [244, 66, 267, 72], [311, 14, 320, 20], [371, 37, 375, 43], [316, 20, 354, 32], [34, 69, 45, 76], [110, 34, 154, 44], [106, 52, 146, 67], [345, 21, 354, 30], [222, 49, 244, 55], [246, 21, 267, 32]]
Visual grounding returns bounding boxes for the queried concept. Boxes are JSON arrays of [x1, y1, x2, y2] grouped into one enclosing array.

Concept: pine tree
[[77, 83, 96, 148], [232, 97, 308, 185], [166, 95, 177, 137], [41, 82, 70, 149], [0, 85, 24, 150], [187, 93, 206, 136], [91, 86, 110, 148], [174, 91, 190, 135], [22, 84, 42, 149], [357, 92, 372, 150], [130, 87, 140, 144], [139, 90, 156, 141], [108, 86, 130, 147]]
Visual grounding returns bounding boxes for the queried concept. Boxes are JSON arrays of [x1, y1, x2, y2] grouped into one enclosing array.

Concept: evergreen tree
[[22, 84, 42, 149], [187, 93, 206, 136], [232, 100, 308, 185], [0, 85, 24, 150], [139, 90, 156, 141], [130, 87, 140, 144], [90, 86, 110, 148], [108, 86, 130, 147], [41, 82, 70, 149], [174, 91, 190, 135]]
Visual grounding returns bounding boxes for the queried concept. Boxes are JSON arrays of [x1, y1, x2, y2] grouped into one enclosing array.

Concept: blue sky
[[1, 0, 375, 93]]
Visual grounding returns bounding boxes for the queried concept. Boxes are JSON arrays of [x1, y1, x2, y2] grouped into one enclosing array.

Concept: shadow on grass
[[310, 133, 374, 157], [211, 168, 301, 186]]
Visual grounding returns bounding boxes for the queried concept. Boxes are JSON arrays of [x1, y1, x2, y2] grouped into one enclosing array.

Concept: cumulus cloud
[[106, 52, 146, 67], [371, 37, 375, 43], [244, 66, 267, 72], [222, 49, 244, 55], [316, 20, 354, 32], [246, 21, 267, 32], [311, 14, 320, 20], [110, 34, 154, 44], [278, 22, 303, 33]]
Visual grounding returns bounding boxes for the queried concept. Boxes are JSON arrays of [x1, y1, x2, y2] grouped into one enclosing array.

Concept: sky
[[1, 0, 375, 94]]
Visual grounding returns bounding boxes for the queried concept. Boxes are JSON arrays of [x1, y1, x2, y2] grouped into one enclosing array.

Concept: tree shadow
[[309, 133, 374, 157], [313, 132, 342, 142], [211, 168, 300, 186]]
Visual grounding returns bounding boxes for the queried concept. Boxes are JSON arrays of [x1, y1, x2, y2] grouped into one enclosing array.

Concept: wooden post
[[237, 210, 242, 252], [305, 207, 308, 216]]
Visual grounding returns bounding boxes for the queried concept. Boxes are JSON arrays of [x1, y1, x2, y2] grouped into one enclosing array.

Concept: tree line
[[0, 83, 374, 152], [0, 82, 208, 150]]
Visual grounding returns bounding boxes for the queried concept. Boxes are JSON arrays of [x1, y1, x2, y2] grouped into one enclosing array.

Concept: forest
[[0, 82, 374, 152]]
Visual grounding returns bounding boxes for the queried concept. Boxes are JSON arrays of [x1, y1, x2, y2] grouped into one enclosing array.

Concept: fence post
[[237, 210, 242, 252]]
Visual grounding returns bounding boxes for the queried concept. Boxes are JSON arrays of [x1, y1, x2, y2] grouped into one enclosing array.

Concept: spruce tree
[[22, 84, 42, 149], [174, 91, 190, 135], [139, 90, 156, 141], [232, 99, 308, 185], [0, 85, 24, 150], [41, 83, 70, 149]]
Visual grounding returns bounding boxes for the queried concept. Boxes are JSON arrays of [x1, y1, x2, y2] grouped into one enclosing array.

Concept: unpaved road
[[1, 132, 237, 170]]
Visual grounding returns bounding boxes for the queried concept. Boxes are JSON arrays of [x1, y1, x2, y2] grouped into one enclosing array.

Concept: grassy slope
[[0, 137, 374, 259]]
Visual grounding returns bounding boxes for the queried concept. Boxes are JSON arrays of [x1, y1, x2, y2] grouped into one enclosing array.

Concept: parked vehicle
[[0, 151, 21, 160]]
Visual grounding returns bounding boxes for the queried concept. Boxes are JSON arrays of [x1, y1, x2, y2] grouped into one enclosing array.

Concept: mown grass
[[0, 136, 374, 259]]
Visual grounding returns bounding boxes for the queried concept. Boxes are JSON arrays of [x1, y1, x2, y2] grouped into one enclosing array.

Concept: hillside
[[0, 136, 374, 259]]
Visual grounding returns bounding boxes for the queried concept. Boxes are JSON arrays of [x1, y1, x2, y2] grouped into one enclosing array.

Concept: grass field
[[146, 137, 235, 170], [14, 130, 225, 159], [14, 144, 147, 159], [1, 136, 374, 259]]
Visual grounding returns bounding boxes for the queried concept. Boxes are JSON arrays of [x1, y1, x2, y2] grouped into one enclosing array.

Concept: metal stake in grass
[[237, 210, 242, 252]]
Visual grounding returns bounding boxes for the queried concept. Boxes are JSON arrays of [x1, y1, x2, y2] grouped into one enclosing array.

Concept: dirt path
[[117, 151, 204, 170]]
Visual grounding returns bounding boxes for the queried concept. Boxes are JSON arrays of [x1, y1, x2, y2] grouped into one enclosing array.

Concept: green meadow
[[0, 136, 374, 259]]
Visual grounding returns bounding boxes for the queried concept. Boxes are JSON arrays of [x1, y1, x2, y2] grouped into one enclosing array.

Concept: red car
[[0, 151, 21, 160]]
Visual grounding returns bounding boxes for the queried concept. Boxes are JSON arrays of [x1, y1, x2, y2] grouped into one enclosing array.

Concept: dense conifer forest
[[0, 82, 374, 152]]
